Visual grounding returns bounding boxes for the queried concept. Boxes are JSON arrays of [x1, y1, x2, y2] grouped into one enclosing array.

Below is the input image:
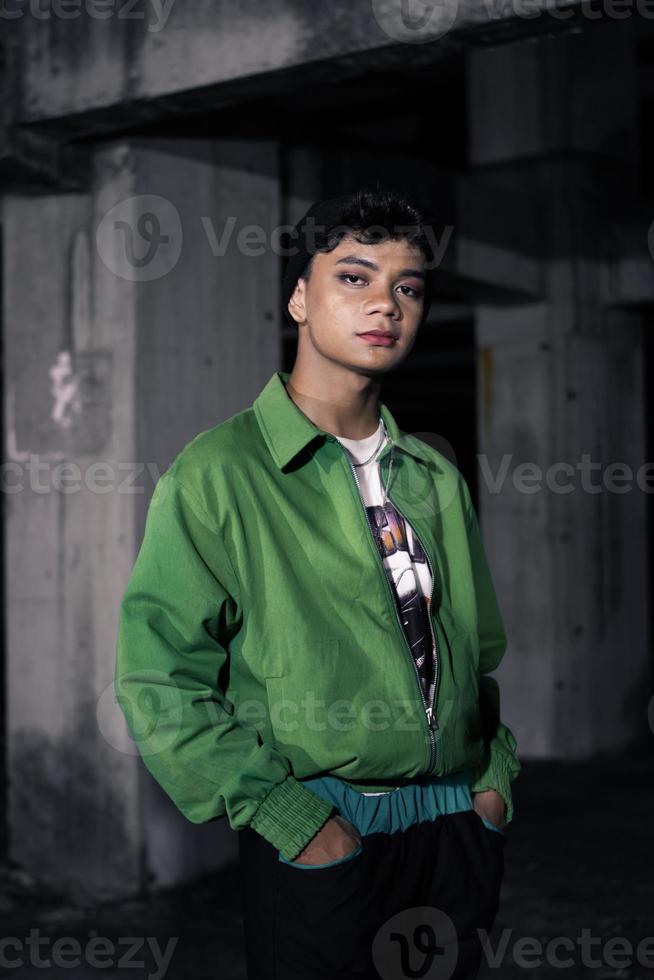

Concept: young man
[[115, 188, 521, 980]]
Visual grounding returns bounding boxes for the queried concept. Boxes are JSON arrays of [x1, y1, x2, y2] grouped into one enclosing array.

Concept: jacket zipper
[[383, 480, 440, 773], [339, 445, 438, 774]]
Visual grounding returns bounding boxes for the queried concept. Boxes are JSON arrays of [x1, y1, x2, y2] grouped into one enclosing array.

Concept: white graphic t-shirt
[[334, 419, 436, 721]]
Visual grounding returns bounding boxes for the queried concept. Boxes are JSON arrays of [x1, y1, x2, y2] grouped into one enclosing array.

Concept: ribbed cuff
[[250, 775, 338, 861], [469, 755, 517, 825]]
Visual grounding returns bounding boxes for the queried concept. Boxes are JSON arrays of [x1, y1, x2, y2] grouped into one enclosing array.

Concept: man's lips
[[356, 331, 398, 346]]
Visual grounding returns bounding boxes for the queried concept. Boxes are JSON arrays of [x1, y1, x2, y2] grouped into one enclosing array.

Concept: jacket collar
[[253, 370, 430, 470]]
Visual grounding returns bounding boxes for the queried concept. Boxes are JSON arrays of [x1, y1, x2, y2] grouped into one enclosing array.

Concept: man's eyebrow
[[333, 254, 426, 281]]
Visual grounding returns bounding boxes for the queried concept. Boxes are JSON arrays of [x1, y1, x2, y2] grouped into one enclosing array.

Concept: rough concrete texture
[[8, 1, 588, 127], [469, 21, 651, 762], [4, 136, 282, 901]]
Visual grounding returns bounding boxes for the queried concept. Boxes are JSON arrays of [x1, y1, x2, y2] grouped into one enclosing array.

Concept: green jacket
[[114, 370, 520, 861]]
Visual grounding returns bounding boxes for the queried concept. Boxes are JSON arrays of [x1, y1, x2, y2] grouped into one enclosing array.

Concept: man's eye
[[338, 273, 366, 285], [399, 285, 424, 299]]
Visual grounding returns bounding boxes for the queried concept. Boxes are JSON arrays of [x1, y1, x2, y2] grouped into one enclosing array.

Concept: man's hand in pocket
[[292, 815, 361, 866], [472, 789, 506, 831]]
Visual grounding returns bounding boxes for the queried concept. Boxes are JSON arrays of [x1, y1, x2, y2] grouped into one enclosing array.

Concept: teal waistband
[[298, 769, 505, 839]]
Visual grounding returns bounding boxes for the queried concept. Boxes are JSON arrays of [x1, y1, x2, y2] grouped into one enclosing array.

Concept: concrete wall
[[8, 0, 587, 129], [3, 186, 141, 901], [468, 20, 651, 759], [3, 137, 281, 900]]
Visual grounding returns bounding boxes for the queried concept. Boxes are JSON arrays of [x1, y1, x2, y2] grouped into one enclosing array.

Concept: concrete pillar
[[467, 21, 650, 758], [3, 137, 281, 901]]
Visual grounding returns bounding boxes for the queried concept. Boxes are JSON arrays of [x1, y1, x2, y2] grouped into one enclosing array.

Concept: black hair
[[303, 187, 435, 281]]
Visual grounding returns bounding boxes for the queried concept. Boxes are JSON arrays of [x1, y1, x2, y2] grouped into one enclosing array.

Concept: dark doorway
[[643, 322, 654, 715]]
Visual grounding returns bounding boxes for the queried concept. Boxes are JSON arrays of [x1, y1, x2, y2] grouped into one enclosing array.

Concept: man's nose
[[364, 286, 401, 315]]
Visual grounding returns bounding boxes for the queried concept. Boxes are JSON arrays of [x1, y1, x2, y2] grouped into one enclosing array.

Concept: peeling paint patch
[[9, 350, 113, 459], [49, 350, 82, 430]]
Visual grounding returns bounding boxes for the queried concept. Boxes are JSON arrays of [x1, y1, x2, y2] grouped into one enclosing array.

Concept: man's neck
[[284, 369, 382, 441]]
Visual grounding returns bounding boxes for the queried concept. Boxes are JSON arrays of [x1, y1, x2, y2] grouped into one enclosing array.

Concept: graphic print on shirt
[[366, 501, 435, 704], [334, 418, 436, 719]]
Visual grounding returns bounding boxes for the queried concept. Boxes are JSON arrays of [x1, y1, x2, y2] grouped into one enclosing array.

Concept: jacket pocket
[[449, 629, 480, 679], [263, 638, 342, 745], [262, 635, 427, 776], [278, 839, 364, 869], [443, 631, 485, 764], [473, 809, 507, 839], [261, 637, 340, 680]]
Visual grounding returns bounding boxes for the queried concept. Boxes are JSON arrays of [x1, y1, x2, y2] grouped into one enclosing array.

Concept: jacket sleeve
[[461, 479, 521, 825], [114, 468, 336, 861]]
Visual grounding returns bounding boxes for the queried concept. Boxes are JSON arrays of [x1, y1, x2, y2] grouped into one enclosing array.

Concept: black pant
[[239, 808, 505, 980]]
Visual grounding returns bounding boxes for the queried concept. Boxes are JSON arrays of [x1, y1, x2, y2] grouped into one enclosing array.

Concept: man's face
[[287, 234, 427, 376]]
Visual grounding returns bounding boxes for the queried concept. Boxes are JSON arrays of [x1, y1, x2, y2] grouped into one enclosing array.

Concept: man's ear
[[287, 278, 307, 325]]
